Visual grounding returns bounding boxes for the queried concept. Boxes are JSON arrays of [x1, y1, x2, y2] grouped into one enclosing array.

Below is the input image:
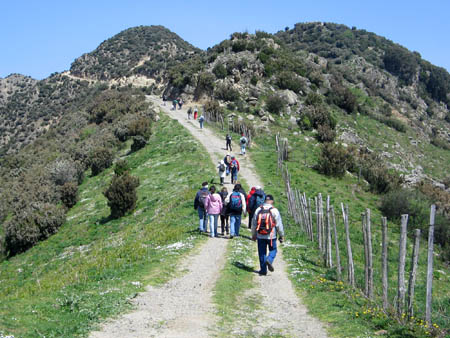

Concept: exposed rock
[[338, 130, 364, 145], [268, 115, 275, 123], [383, 143, 389, 148], [247, 115, 255, 121], [261, 115, 268, 121], [289, 116, 297, 125], [279, 89, 298, 106]]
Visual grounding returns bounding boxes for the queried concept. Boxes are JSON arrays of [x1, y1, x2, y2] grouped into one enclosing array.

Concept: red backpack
[[256, 206, 276, 235]]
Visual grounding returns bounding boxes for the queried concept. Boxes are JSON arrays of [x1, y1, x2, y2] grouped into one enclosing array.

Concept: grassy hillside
[[0, 115, 215, 337], [248, 128, 449, 337]]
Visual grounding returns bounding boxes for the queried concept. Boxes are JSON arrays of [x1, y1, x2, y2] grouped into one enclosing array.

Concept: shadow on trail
[[232, 261, 259, 274]]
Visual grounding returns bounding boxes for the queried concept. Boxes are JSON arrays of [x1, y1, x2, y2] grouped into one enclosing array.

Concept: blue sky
[[1, 0, 449, 79]]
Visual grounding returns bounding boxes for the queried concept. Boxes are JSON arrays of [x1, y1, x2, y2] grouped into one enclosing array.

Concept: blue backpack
[[228, 192, 242, 212], [255, 193, 266, 210]]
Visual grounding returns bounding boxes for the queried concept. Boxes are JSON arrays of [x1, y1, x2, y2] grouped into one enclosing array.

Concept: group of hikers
[[194, 182, 284, 276], [225, 133, 248, 155]]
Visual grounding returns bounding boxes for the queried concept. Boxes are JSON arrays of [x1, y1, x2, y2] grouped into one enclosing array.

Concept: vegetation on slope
[[0, 115, 215, 337]]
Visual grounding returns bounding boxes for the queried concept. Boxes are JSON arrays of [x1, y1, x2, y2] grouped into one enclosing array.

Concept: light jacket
[[251, 203, 284, 240], [204, 193, 223, 215], [225, 191, 247, 216], [217, 161, 226, 178]]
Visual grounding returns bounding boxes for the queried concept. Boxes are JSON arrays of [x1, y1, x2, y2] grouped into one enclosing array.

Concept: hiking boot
[[266, 260, 274, 272], [258, 271, 267, 276], [230, 235, 234, 239]]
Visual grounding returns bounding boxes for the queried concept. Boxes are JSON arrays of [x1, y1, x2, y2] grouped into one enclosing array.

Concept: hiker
[[230, 156, 240, 184], [223, 153, 232, 176], [187, 107, 193, 120], [204, 186, 223, 238], [172, 99, 177, 110], [193, 107, 198, 120], [219, 187, 229, 235], [252, 194, 284, 276], [225, 184, 247, 238], [217, 160, 226, 185], [194, 182, 210, 233], [226, 134, 232, 151], [162, 94, 166, 106], [240, 133, 248, 155], [248, 186, 265, 229], [178, 98, 183, 109], [198, 114, 205, 129], [246, 186, 257, 228]]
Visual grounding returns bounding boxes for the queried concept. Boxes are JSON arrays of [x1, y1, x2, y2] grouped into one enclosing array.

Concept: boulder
[[268, 115, 275, 123], [261, 115, 268, 121], [247, 115, 255, 121], [289, 116, 297, 125], [279, 89, 298, 106]]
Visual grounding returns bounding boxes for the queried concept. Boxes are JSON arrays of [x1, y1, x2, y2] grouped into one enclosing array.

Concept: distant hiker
[[246, 186, 257, 228], [198, 114, 205, 129], [223, 153, 232, 176], [252, 194, 284, 276], [217, 160, 226, 185], [225, 184, 247, 238], [178, 98, 183, 109], [162, 94, 166, 106], [219, 187, 229, 235], [193, 107, 198, 120], [230, 156, 240, 184], [204, 185, 223, 238], [172, 99, 178, 110], [226, 134, 232, 151], [248, 186, 265, 229], [194, 182, 210, 233], [187, 107, 193, 120], [240, 133, 248, 155]]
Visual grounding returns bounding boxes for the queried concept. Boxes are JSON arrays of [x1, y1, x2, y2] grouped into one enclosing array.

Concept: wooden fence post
[[366, 209, 374, 299], [325, 196, 333, 267], [397, 214, 408, 316], [342, 203, 355, 287], [407, 229, 421, 318], [362, 212, 369, 297], [315, 196, 320, 248], [425, 205, 436, 324], [331, 206, 342, 281], [381, 217, 389, 310], [308, 197, 314, 241]]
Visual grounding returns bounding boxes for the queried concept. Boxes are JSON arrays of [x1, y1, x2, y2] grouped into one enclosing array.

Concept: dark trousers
[[248, 211, 254, 228], [257, 238, 277, 274], [220, 215, 229, 234], [226, 141, 232, 151]]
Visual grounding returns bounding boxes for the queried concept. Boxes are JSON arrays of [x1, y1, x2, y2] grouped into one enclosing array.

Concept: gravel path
[[90, 97, 329, 337]]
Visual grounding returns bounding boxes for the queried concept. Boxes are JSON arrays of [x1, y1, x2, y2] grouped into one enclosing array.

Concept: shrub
[[90, 147, 114, 176], [250, 75, 258, 86], [127, 117, 152, 138], [214, 84, 240, 102], [103, 172, 140, 219], [60, 182, 78, 208], [114, 160, 130, 176], [212, 63, 227, 79], [4, 203, 66, 256], [131, 136, 147, 153], [317, 142, 354, 178], [48, 159, 79, 186], [358, 153, 402, 194], [297, 116, 312, 130], [276, 71, 305, 93], [194, 72, 215, 99], [317, 124, 336, 143], [431, 136, 450, 150], [266, 94, 286, 115]]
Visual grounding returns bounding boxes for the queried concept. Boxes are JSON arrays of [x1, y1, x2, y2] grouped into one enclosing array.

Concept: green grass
[[249, 131, 449, 337], [0, 115, 215, 337]]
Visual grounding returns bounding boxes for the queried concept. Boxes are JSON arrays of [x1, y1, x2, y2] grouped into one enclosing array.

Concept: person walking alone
[[252, 194, 284, 276], [193, 107, 198, 120], [204, 186, 222, 238], [172, 99, 177, 111], [217, 160, 226, 185], [187, 107, 193, 120], [198, 114, 205, 129], [225, 184, 246, 238], [194, 182, 210, 233], [219, 187, 229, 235], [240, 133, 248, 155], [226, 134, 232, 151]]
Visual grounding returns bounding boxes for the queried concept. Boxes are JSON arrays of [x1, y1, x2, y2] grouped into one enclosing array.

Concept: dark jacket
[[248, 189, 265, 214], [194, 187, 209, 210], [218, 191, 229, 216]]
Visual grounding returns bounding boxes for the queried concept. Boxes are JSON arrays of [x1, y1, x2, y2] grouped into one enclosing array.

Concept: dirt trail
[[90, 96, 328, 337]]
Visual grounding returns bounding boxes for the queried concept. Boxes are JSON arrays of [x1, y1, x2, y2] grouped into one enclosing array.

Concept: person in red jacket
[[246, 186, 257, 228]]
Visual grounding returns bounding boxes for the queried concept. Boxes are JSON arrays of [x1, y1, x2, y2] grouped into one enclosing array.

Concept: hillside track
[[90, 96, 328, 337]]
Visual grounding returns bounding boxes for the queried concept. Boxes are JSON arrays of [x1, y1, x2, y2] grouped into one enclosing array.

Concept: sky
[[1, 0, 449, 80]]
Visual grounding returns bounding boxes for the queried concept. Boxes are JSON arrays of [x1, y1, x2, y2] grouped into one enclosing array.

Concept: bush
[[297, 116, 312, 130], [127, 117, 152, 138], [90, 147, 114, 176], [358, 153, 402, 194], [276, 71, 305, 93], [266, 94, 286, 115], [4, 203, 66, 256], [114, 160, 130, 176], [317, 143, 354, 178], [104, 172, 140, 219], [131, 136, 147, 152], [60, 182, 78, 208], [212, 63, 227, 79], [214, 84, 240, 102], [250, 75, 258, 86], [48, 159, 79, 186], [194, 72, 215, 99], [317, 124, 336, 143]]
